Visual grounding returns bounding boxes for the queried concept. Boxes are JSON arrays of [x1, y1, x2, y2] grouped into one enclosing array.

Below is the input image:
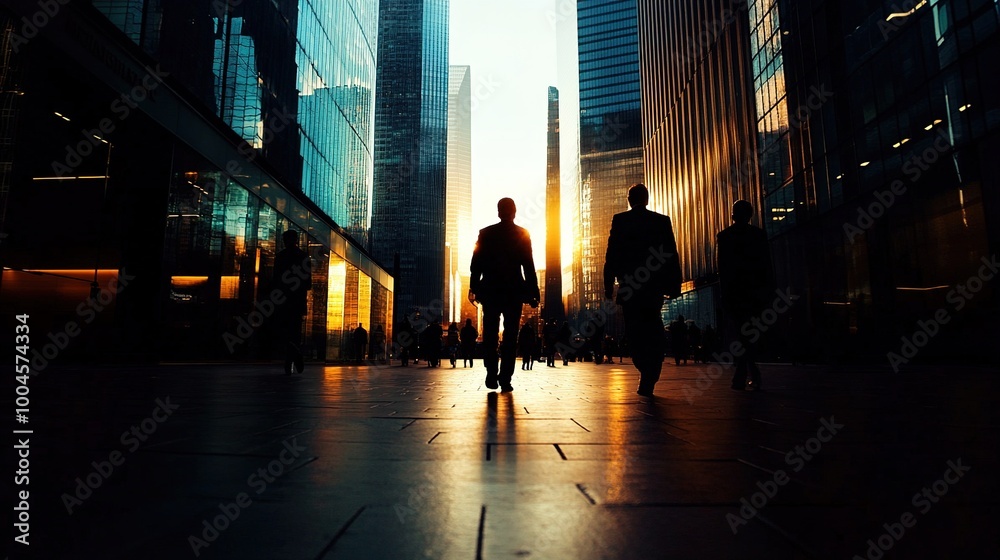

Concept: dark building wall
[[638, 0, 1000, 362], [755, 0, 1000, 362]]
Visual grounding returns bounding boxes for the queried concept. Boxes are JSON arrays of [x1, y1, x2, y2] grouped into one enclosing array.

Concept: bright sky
[[449, 0, 575, 266]]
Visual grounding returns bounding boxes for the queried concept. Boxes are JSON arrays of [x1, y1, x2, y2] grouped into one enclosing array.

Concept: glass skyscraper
[[637, 0, 1000, 361], [546, 86, 565, 321], [296, 0, 380, 242], [637, 0, 760, 329], [372, 0, 450, 321], [0, 0, 393, 362], [446, 65, 473, 324], [576, 0, 645, 324]]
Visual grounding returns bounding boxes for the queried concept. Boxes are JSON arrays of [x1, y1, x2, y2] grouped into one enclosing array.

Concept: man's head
[[732, 200, 754, 224], [282, 230, 299, 248], [498, 198, 516, 221], [627, 184, 649, 209]]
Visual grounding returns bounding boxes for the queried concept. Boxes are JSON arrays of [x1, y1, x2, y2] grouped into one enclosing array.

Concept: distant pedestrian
[[543, 319, 558, 367], [447, 322, 460, 368], [353, 323, 368, 363], [688, 322, 702, 363], [421, 321, 443, 367], [518, 323, 536, 370], [272, 231, 312, 375], [469, 198, 540, 392], [717, 200, 775, 390], [460, 318, 478, 368], [395, 318, 415, 367], [669, 316, 689, 365], [603, 184, 682, 396], [372, 324, 387, 362], [557, 321, 573, 365]]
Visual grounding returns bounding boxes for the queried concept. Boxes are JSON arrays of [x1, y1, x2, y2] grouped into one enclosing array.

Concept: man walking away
[[469, 198, 540, 392], [604, 184, 682, 397], [717, 200, 775, 391]]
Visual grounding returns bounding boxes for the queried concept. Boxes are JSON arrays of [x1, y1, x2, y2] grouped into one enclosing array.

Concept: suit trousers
[[622, 302, 665, 389], [481, 298, 523, 383]]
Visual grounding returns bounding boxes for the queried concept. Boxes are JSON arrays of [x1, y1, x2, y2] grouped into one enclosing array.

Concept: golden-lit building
[[0, 1, 392, 362], [638, 0, 1000, 361]]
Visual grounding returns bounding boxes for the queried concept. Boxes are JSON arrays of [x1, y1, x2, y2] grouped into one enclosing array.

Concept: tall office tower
[[555, 0, 581, 319], [744, 0, 999, 360], [372, 0, 450, 321], [636, 0, 760, 329], [576, 0, 645, 323], [296, 0, 380, 242], [0, 1, 394, 362], [545, 86, 565, 321], [636, 0, 1000, 361], [446, 65, 473, 324]]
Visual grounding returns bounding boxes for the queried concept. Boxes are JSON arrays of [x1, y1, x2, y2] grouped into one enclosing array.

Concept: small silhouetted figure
[[422, 321, 443, 367], [688, 322, 702, 363], [460, 318, 478, 367], [518, 323, 536, 370], [605, 336, 619, 364], [543, 319, 558, 367], [372, 324, 386, 362], [699, 324, 716, 363], [669, 316, 689, 365], [447, 322, 460, 368], [557, 321, 573, 365], [469, 198, 540, 392], [604, 184, 682, 396], [717, 200, 775, 390], [273, 230, 312, 375], [395, 318, 415, 366], [353, 323, 368, 363]]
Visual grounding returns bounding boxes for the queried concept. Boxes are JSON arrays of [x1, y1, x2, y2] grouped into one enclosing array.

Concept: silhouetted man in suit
[[273, 230, 312, 375], [469, 198, 540, 392], [353, 323, 368, 363], [717, 200, 775, 390], [604, 184, 682, 396]]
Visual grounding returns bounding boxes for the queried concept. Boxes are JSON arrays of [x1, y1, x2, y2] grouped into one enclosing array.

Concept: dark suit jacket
[[273, 246, 312, 315], [469, 221, 540, 305], [604, 207, 682, 306], [716, 223, 775, 318]]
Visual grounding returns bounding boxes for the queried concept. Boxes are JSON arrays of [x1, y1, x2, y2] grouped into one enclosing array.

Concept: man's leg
[[481, 302, 501, 388], [728, 310, 752, 389], [623, 303, 664, 394], [498, 300, 522, 389]]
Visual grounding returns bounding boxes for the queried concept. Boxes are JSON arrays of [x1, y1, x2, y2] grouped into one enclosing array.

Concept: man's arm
[[521, 230, 540, 306], [662, 215, 682, 298], [469, 230, 484, 303], [603, 215, 620, 299]]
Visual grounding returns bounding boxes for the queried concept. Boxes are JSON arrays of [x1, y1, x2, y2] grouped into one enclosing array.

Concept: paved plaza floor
[[18, 359, 1000, 559]]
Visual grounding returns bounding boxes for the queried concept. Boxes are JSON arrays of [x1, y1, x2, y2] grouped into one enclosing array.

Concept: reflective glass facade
[[637, 0, 760, 283], [0, 2, 392, 362], [546, 86, 565, 321], [296, 0, 379, 238], [748, 0, 1000, 360], [372, 0, 450, 320], [577, 0, 645, 323], [637, 0, 999, 360], [446, 65, 473, 324]]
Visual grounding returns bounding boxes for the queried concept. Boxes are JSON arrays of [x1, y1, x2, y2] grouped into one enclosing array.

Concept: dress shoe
[[637, 388, 654, 397], [500, 384, 514, 392], [485, 372, 499, 389]]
